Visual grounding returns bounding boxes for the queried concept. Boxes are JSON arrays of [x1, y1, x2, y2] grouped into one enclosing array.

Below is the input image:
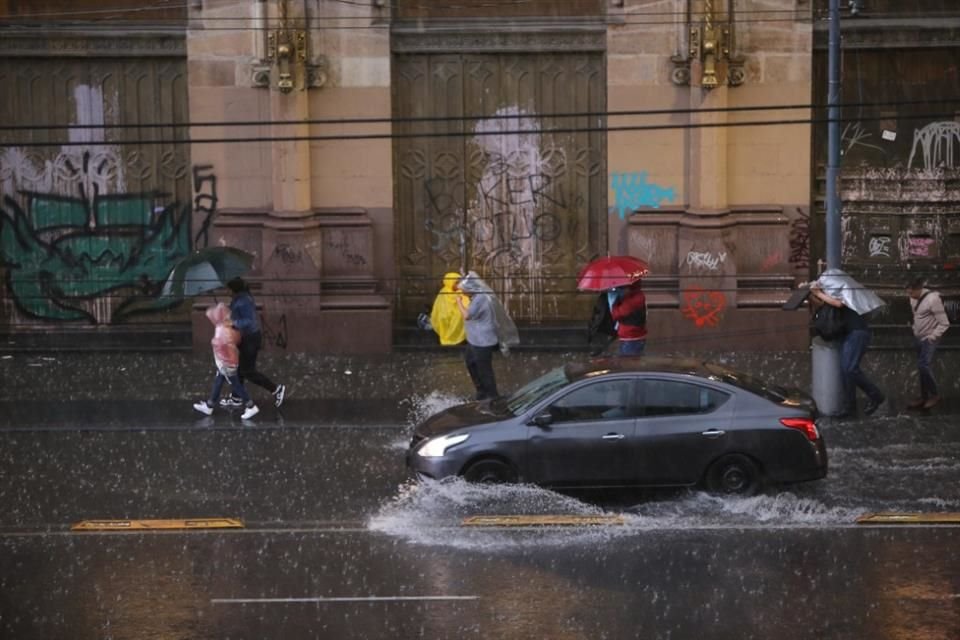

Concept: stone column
[[679, 85, 737, 330]]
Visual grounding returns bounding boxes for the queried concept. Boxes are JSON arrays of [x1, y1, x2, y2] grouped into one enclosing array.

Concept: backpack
[[812, 305, 848, 341]]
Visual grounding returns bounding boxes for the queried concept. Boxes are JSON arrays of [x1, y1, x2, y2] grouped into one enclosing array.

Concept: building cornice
[[813, 17, 960, 49], [0, 28, 185, 57], [391, 19, 607, 53]]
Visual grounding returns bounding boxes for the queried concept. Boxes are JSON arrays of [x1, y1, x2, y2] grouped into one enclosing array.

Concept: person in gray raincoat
[[455, 271, 519, 401], [809, 269, 886, 417]]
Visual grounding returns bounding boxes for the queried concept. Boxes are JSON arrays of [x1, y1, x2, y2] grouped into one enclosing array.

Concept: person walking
[[610, 279, 648, 356], [456, 271, 518, 401], [587, 290, 617, 356], [810, 279, 885, 417], [221, 277, 286, 408], [193, 303, 259, 420], [430, 271, 469, 346], [905, 277, 950, 410]]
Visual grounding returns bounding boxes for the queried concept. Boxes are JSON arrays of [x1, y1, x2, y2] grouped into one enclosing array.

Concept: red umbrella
[[576, 255, 650, 291]]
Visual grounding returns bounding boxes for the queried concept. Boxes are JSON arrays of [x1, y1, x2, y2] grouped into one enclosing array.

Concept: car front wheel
[[705, 454, 762, 496], [462, 458, 517, 484]]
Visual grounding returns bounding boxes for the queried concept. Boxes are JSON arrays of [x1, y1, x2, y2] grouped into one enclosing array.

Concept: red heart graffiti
[[681, 287, 727, 328]]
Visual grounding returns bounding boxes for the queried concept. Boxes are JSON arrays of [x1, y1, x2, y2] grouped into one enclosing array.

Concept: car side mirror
[[530, 411, 553, 428]]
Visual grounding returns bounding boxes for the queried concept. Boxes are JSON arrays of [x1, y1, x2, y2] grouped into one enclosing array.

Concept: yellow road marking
[[462, 514, 625, 527], [71, 518, 244, 531], [856, 513, 960, 525]]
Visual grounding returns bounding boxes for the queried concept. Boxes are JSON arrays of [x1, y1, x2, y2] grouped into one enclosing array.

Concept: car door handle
[[602, 433, 625, 440], [701, 429, 726, 438]]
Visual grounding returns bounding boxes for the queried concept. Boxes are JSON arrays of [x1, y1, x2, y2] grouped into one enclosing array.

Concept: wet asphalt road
[[1, 397, 960, 639]]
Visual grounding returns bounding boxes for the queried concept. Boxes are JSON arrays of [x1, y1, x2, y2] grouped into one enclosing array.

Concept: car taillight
[[780, 417, 819, 442]]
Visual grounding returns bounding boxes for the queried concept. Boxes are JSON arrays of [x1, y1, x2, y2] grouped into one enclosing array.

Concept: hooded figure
[[455, 271, 519, 401], [457, 271, 520, 351], [430, 272, 469, 346]]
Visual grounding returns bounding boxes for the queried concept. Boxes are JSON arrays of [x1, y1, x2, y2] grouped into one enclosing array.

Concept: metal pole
[[825, 0, 842, 269], [811, 0, 846, 417]]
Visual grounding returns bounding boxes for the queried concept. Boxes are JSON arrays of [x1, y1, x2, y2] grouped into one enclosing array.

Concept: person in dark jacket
[[610, 279, 647, 356], [222, 277, 286, 408], [810, 281, 884, 417], [587, 291, 617, 356]]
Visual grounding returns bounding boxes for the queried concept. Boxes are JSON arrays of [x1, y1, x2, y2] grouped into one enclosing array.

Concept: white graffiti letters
[[868, 236, 891, 257], [686, 250, 727, 271], [908, 121, 960, 171]]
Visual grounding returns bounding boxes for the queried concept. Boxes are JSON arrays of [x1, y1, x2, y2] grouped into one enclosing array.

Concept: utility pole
[[825, 0, 842, 269], [811, 0, 846, 418]]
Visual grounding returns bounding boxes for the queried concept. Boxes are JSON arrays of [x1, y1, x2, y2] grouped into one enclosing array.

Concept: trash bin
[[811, 336, 845, 416]]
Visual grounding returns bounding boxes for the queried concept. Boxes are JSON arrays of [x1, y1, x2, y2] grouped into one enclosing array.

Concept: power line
[[3, 0, 948, 23], [2, 109, 957, 148], [2, 98, 957, 133]]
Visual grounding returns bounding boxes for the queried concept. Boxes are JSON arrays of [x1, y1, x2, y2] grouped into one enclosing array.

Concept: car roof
[[564, 356, 713, 383]]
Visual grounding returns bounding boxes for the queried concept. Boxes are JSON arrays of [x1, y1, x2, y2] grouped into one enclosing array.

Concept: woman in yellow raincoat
[[430, 272, 469, 345]]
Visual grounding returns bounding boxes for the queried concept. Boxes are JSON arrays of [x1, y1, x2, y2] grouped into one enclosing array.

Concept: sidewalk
[[1, 346, 954, 415]]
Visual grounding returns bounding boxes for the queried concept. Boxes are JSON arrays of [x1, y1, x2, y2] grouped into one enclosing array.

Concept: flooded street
[[1, 392, 959, 639]]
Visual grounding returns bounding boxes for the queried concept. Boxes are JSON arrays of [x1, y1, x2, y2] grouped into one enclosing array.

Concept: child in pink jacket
[[193, 303, 259, 419]]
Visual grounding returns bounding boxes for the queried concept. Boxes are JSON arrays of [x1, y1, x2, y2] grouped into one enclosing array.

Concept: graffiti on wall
[[261, 312, 288, 349], [680, 287, 727, 328], [908, 121, 960, 171], [686, 250, 727, 272], [192, 164, 218, 248], [609, 172, 676, 219], [789, 207, 810, 270], [0, 148, 211, 322], [424, 172, 565, 255], [906, 236, 935, 257], [842, 122, 884, 157], [422, 106, 577, 321], [868, 235, 892, 258]]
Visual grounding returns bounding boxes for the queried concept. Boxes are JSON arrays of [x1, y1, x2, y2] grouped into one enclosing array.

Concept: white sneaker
[[193, 401, 214, 416], [241, 404, 259, 420], [274, 384, 286, 408]]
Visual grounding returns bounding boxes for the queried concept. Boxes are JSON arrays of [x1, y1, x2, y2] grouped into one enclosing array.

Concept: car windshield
[[704, 363, 793, 403], [504, 367, 571, 415]]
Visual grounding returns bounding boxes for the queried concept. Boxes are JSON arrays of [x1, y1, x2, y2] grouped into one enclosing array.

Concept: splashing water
[[388, 391, 468, 451], [368, 479, 868, 551], [400, 391, 467, 430]]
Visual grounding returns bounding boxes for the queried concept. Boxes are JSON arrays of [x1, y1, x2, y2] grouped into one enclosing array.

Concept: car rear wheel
[[705, 454, 761, 496], [462, 459, 517, 484]]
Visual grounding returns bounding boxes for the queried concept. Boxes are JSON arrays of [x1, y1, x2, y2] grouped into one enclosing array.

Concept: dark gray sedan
[[407, 357, 827, 495]]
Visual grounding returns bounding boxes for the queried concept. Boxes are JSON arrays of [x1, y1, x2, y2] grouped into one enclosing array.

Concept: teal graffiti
[[610, 172, 676, 219], [0, 190, 190, 322]]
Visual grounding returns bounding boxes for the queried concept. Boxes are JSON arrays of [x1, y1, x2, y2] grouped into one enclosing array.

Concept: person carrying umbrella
[[220, 277, 286, 409], [193, 303, 259, 420], [576, 255, 649, 357], [610, 279, 648, 356]]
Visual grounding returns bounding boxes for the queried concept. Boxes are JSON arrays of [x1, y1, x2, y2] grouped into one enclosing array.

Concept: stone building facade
[[8, 0, 935, 354]]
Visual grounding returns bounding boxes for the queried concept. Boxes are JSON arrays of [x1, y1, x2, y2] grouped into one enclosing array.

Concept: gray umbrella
[[815, 269, 886, 315], [159, 246, 254, 300]]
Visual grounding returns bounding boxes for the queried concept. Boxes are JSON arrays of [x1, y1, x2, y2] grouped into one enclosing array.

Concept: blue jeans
[[915, 337, 940, 399], [209, 371, 251, 405], [840, 328, 883, 413], [618, 339, 646, 356]]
